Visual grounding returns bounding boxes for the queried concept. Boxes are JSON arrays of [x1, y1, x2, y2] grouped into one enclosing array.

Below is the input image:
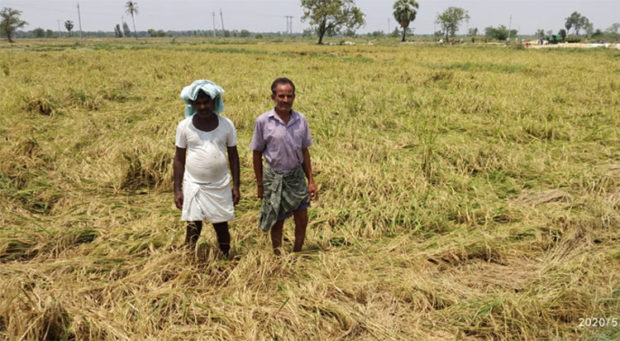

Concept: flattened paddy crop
[[0, 39, 618, 340]]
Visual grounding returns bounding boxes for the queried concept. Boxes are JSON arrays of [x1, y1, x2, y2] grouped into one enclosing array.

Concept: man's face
[[272, 83, 295, 112], [192, 94, 215, 116]]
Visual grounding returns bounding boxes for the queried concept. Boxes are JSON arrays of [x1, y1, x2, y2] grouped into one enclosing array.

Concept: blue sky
[[2, 0, 618, 35]]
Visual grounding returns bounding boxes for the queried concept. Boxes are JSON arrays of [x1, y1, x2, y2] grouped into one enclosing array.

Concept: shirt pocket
[[265, 125, 286, 145], [286, 128, 303, 150]]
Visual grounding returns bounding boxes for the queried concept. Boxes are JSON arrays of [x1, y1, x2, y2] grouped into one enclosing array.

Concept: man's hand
[[174, 191, 183, 210], [257, 184, 264, 199], [308, 181, 318, 201], [232, 188, 240, 205]]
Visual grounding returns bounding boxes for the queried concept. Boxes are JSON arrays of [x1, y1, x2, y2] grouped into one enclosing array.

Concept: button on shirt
[[249, 109, 313, 173]]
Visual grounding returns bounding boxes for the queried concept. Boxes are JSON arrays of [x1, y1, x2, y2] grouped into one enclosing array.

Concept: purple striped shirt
[[249, 109, 313, 173]]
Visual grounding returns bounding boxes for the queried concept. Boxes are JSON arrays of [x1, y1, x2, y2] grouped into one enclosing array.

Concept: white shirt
[[175, 115, 237, 184]]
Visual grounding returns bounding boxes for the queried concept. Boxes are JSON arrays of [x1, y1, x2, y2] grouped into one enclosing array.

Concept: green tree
[[32, 27, 45, 38], [536, 29, 545, 40], [435, 7, 469, 40], [114, 24, 122, 37], [122, 22, 131, 37], [468, 27, 478, 42], [302, 28, 314, 37], [582, 18, 593, 37], [485, 26, 506, 41], [147, 29, 165, 37], [392, 0, 418, 42], [367, 30, 385, 38], [606, 22, 620, 34], [558, 28, 567, 42], [565, 11, 590, 35], [0, 7, 28, 43], [125, 1, 138, 39], [64, 20, 74, 36], [301, 0, 365, 45], [45, 29, 55, 38]]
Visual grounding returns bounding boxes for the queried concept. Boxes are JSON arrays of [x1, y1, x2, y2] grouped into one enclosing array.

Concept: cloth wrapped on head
[[180, 80, 225, 118]]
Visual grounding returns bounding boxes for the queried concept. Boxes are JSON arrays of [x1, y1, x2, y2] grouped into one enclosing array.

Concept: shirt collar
[[268, 108, 298, 125]]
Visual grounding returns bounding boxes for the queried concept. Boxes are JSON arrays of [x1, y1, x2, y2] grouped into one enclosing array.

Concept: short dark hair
[[271, 77, 295, 95]]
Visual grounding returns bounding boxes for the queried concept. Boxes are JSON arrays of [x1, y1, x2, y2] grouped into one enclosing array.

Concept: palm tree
[[64, 20, 74, 36], [393, 0, 419, 42], [0, 7, 28, 43], [125, 1, 138, 39]]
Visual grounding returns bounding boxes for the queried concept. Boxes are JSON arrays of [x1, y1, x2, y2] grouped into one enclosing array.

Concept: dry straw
[[0, 38, 618, 340]]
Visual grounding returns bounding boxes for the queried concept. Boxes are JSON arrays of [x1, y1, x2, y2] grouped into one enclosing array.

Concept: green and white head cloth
[[180, 80, 225, 118]]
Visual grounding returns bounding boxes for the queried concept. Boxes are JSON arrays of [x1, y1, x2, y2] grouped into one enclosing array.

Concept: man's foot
[[218, 243, 230, 259]]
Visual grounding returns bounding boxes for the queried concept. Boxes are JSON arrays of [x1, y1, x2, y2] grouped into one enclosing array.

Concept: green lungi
[[259, 164, 309, 232]]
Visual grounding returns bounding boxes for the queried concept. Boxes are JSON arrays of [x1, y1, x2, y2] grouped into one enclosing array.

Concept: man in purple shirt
[[250, 78, 318, 254]]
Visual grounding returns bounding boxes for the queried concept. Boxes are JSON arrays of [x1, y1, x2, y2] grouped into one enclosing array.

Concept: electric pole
[[57, 19, 61, 37], [77, 2, 83, 40], [212, 12, 217, 37], [285, 16, 293, 35], [220, 9, 225, 32], [508, 15, 512, 41]]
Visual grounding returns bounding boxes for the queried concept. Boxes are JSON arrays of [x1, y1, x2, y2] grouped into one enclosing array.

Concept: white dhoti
[[182, 173, 234, 223]]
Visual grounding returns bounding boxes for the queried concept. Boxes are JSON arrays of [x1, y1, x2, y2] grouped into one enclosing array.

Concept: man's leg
[[270, 220, 285, 255], [293, 209, 308, 252], [212, 222, 231, 256], [185, 221, 203, 246]]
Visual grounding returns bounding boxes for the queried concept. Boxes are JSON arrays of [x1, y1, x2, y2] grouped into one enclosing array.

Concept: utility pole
[[220, 9, 225, 32], [57, 19, 62, 37], [77, 2, 83, 40], [508, 15, 512, 41], [212, 12, 217, 37], [285, 16, 293, 34]]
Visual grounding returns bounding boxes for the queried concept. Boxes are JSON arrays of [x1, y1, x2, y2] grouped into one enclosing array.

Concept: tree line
[[2, 1, 619, 44]]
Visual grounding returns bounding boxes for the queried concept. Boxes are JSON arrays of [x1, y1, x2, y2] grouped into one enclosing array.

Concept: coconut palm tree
[[393, 0, 418, 42], [125, 1, 138, 39]]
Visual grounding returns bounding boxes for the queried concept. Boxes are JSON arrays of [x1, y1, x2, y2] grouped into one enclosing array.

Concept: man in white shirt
[[173, 80, 240, 257]]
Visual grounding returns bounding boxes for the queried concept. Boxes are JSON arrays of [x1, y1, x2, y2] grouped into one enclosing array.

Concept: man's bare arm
[[252, 150, 264, 198], [227, 146, 240, 205], [301, 147, 317, 201], [173, 147, 186, 209]]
